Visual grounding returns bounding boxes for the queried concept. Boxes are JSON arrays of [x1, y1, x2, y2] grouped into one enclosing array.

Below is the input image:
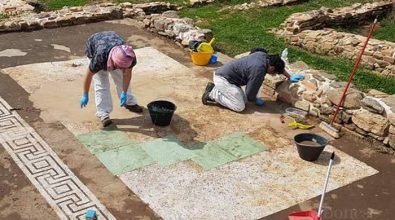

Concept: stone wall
[[262, 60, 395, 152], [278, 1, 393, 34], [0, 0, 34, 15], [0, 2, 177, 32], [231, 0, 303, 11], [275, 1, 395, 77], [190, 0, 214, 6], [0, 2, 212, 45], [286, 29, 395, 76], [140, 10, 213, 46]]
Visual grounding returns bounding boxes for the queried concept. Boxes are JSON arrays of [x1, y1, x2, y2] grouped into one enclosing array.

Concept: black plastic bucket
[[147, 100, 176, 126], [294, 133, 328, 161]]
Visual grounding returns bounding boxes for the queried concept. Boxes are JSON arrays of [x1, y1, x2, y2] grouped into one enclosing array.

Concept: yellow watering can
[[197, 38, 215, 53]]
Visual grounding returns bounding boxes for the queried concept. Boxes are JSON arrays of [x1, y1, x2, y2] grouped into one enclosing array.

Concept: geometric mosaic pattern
[[0, 97, 116, 220]]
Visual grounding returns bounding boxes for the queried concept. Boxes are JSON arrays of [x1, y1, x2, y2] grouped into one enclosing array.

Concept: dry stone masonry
[[0, 0, 34, 15], [278, 1, 393, 34], [141, 10, 213, 46], [0, 2, 177, 32], [230, 0, 303, 11], [190, 0, 214, 6], [0, 2, 212, 45], [275, 1, 395, 77], [285, 29, 395, 76], [261, 60, 395, 151]]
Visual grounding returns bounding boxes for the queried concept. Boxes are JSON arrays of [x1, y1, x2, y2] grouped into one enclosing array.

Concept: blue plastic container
[[209, 53, 218, 64]]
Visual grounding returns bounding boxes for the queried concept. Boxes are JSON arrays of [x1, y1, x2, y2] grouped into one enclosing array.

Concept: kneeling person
[[202, 50, 291, 112]]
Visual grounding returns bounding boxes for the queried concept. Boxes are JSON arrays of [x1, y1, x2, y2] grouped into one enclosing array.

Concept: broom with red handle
[[320, 18, 378, 138]]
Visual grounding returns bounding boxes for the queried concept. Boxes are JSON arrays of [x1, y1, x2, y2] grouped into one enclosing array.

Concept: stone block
[[383, 137, 389, 145], [295, 100, 311, 112], [311, 74, 326, 82], [309, 106, 320, 117], [301, 79, 318, 91], [352, 109, 390, 136], [143, 18, 151, 27], [161, 10, 179, 18], [389, 134, 395, 150], [381, 49, 394, 57], [361, 96, 384, 114], [303, 91, 317, 102], [383, 56, 395, 64], [341, 111, 352, 124], [73, 15, 90, 25], [388, 113, 395, 126], [315, 89, 323, 98], [382, 94, 395, 112], [43, 20, 58, 28], [153, 19, 166, 31], [327, 88, 364, 109], [320, 104, 333, 115], [276, 81, 302, 104], [56, 16, 73, 27], [367, 89, 388, 98]]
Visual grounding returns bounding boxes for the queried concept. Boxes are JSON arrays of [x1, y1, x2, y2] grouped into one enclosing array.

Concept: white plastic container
[[285, 107, 307, 119]]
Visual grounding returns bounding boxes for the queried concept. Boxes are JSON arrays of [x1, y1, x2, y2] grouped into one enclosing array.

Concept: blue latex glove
[[120, 91, 127, 107], [255, 98, 265, 106], [80, 93, 89, 108], [290, 74, 305, 83]]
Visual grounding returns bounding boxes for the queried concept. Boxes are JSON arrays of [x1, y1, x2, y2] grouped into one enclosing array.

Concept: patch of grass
[[333, 11, 395, 43], [180, 0, 395, 94], [375, 11, 395, 42], [39, 0, 90, 10], [0, 13, 9, 20]]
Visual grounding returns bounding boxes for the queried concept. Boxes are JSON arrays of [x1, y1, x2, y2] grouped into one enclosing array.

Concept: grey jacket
[[216, 52, 268, 101]]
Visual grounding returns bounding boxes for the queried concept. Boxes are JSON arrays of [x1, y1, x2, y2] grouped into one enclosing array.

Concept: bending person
[[80, 31, 143, 127]]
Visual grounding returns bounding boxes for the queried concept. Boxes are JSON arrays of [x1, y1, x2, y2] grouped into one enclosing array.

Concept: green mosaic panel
[[140, 136, 195, 166], [192, 132, 266, 169]]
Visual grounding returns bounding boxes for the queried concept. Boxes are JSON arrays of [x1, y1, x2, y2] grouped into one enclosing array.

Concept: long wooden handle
[[331, 18, 377, 125]]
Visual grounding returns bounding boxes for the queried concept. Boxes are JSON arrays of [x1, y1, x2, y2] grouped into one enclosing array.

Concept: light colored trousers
[[209, 74, 247, 112], [93, 69, 137, 120]]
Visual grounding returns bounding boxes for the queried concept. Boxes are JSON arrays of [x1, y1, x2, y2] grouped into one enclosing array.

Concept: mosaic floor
[[0, 97, 115, 220], [78, 131, 266, 175]]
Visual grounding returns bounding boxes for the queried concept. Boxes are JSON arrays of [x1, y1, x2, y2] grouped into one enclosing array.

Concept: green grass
[[334, 10, 395, 43], [39, 0, 90, 10], [0, 13, 9, 20], [180, 0, 395, 94], [375, 11, 395, 42]]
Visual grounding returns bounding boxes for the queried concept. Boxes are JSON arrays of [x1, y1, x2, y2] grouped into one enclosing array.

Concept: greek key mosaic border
[[0, 97, 116, 220]]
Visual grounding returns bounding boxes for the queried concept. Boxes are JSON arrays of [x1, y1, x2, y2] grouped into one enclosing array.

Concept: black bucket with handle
[[294, 133, 328, 161], [147, 100, 176, 126]]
